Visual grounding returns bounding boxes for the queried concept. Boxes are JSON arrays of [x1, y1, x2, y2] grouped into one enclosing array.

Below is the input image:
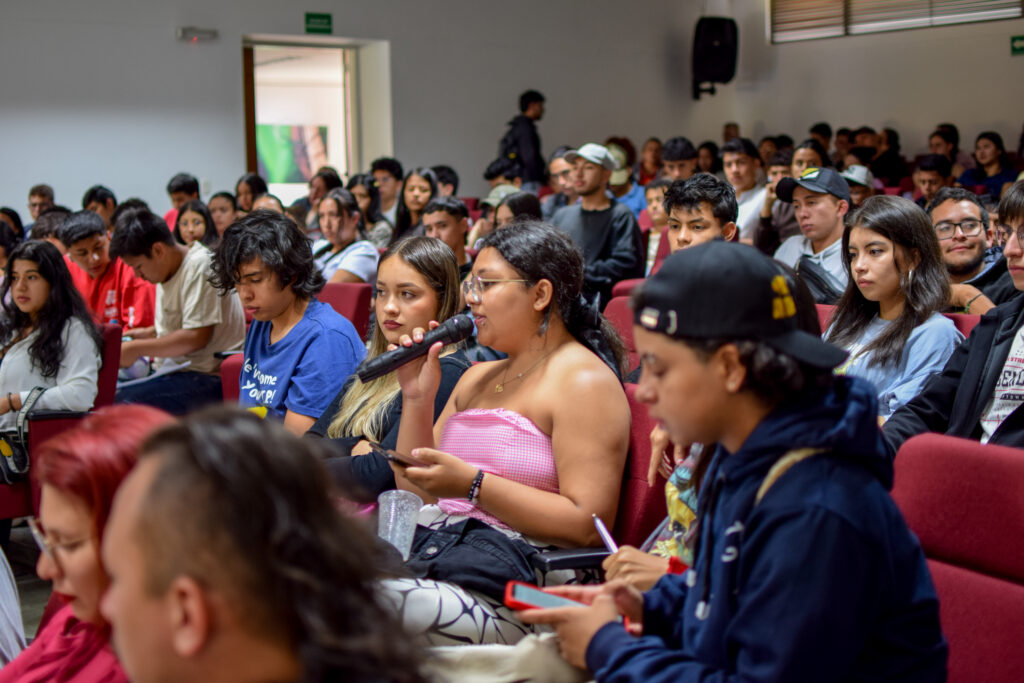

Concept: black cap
[[634, 241, 847, 369], [776, 167, 851, 204]]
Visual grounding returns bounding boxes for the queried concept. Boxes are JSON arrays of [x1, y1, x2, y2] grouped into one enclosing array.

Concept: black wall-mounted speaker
[[693, 17, 737, 86]]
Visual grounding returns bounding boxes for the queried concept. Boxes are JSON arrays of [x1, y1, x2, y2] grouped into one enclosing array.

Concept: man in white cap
[[607, 143, 646, 218], [840, 165, 876, 209], [551, 143, 644, 304]]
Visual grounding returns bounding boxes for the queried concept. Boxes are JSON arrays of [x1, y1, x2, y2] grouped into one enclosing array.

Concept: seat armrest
[[27, 409, 89, 422], [531, 547, 610, 572], [214, 350, 243, 359]]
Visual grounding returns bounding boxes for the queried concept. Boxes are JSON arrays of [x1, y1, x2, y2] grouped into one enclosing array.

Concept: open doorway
[[242, 43, 356, 208]]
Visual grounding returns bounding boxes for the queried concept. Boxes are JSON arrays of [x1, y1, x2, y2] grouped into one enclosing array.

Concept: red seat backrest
[[893, 434, 1024, 582], [882, 186, 902, 196], [611, 278, 645, 299], [616, 384, 668, 547], [815, 303, 836, 332], [96, 323, 122, 408], [893, 434, 1024, 682], [459, 197, 479, 211], [943, 312, 980, 338], [220, 354, 243, 402], [637, 208, 652, 232], [650, 228, 671, 275], [320, 282, 373, 340], [603, 297, 636, 371]]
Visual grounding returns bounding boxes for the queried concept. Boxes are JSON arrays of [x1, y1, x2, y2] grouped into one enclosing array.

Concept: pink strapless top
[[437, 408, 558, 529]]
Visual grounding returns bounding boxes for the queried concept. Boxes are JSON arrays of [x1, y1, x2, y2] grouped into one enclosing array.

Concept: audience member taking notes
[[519, 241, 947, 681], [59, 210, 155, 329], [111, 208, 244, 414]]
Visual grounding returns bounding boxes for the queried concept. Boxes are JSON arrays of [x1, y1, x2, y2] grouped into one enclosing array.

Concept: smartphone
[[369, 443, 424, 468], [504, 581, 586, 611]]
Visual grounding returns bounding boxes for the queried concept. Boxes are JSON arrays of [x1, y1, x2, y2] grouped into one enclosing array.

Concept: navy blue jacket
[[586, 377, 947, 682]]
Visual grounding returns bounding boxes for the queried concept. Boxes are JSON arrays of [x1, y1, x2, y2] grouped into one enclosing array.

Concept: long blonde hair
[[327, 237, 462, 439]]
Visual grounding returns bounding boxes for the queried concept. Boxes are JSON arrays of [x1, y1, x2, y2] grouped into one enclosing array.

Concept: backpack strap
[[755, 448, 826, 506], [15, 387, 48, 443]]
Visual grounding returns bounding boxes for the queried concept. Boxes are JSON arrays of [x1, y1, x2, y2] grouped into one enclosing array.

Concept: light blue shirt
[[774, 235, 848, 294], [829, 312, 963, 419]]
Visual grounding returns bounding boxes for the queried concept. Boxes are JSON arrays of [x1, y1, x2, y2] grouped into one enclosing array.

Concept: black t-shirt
[[551, 200, 644, 303]]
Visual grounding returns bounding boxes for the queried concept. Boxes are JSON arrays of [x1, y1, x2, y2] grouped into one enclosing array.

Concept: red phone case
[[503, 581, 583, 610]]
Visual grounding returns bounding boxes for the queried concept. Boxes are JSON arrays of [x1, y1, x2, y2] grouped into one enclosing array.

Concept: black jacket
[[551, 200, 645, 305], [502, 115, 544, 183], [967, 255, 1022, 307], [884, 294, 1024, 453]]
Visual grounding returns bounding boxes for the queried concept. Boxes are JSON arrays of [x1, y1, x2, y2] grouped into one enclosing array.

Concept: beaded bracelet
[[467, 469, 484, 504], [964, 292, 984, 314]]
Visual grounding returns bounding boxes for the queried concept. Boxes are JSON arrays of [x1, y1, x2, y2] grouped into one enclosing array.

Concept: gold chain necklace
[[494, 350, 555, 393]]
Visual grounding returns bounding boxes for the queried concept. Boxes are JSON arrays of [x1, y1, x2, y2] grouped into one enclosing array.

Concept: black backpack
[[498, 123, 518, 162]]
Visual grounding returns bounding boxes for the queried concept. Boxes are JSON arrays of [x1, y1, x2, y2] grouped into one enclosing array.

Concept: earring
[[903, 268, 915, 294]]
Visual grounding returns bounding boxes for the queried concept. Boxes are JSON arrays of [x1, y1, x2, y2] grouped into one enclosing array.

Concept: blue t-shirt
[[830, 311, 963, 419], [615, 182, 648, 218], [240, 299, 366, 419]]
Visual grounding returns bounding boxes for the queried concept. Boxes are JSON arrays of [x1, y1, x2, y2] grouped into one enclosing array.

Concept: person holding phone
[[305, 236, 470, 501], [383, 221, 631, 646], [519, 241, 947, 681]]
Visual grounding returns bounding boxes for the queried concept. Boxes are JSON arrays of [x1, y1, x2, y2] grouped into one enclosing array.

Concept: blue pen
[[592, 513, 619, 553]]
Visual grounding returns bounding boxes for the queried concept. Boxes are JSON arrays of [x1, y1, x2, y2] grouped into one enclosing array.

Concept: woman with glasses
[[0, 405, 173, 683], [383, 221, 630, 645], [306, 236, 470, 501], [825, 195, 963, 419]]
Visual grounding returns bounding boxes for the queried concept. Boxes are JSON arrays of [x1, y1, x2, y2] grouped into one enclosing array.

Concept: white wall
[[2, 0, 1022, 216], [675, 3, 1024, 158], [0, 0, 696, 214]]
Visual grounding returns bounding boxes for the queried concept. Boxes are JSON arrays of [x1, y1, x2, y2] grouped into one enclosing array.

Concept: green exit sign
[[1013, 35, 1024, 56], [305, 12, 332, 34]]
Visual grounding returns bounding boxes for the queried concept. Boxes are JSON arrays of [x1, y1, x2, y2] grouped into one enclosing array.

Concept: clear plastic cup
[[377, 490, 423, 560]]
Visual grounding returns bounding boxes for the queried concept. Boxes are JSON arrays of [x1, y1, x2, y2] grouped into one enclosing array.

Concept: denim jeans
[[115, 370, 223, 415]]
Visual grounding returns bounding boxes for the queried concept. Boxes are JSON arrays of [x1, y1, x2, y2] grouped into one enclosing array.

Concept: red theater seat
[[892, 434, 1024, 683], [0, 324, 122, 519], [603, 297, 637, 371]]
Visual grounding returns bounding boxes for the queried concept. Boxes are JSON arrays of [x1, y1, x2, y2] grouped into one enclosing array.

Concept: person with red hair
[[0, 404, 173, 683]]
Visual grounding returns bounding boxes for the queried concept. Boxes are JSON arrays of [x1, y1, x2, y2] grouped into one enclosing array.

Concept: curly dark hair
[[135, 407, 426, 683], [0, 240, 101, 378], [480, 220, 626, 376], [663, 173, 738, 225], [210, 209, 325, 298]]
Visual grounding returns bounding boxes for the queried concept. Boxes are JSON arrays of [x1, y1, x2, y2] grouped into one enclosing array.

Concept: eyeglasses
[[28, 517, 92, 566], [934, 219, 984, 241], [996, 223, 1024, 247], [461, 274, 531, 302]]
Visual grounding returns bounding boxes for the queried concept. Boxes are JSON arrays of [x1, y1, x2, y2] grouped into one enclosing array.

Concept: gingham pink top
[[437, 408, 559, 529]]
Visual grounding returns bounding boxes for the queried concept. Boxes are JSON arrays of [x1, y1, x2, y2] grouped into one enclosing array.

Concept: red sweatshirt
[[65, 255, 155, 329]]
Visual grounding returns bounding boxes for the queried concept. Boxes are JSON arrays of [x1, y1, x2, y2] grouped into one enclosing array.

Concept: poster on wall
[[256, 124, 329, 183]]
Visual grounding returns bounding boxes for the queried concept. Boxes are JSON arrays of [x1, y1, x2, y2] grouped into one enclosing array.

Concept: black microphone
[[355, 314, 475, 383]]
